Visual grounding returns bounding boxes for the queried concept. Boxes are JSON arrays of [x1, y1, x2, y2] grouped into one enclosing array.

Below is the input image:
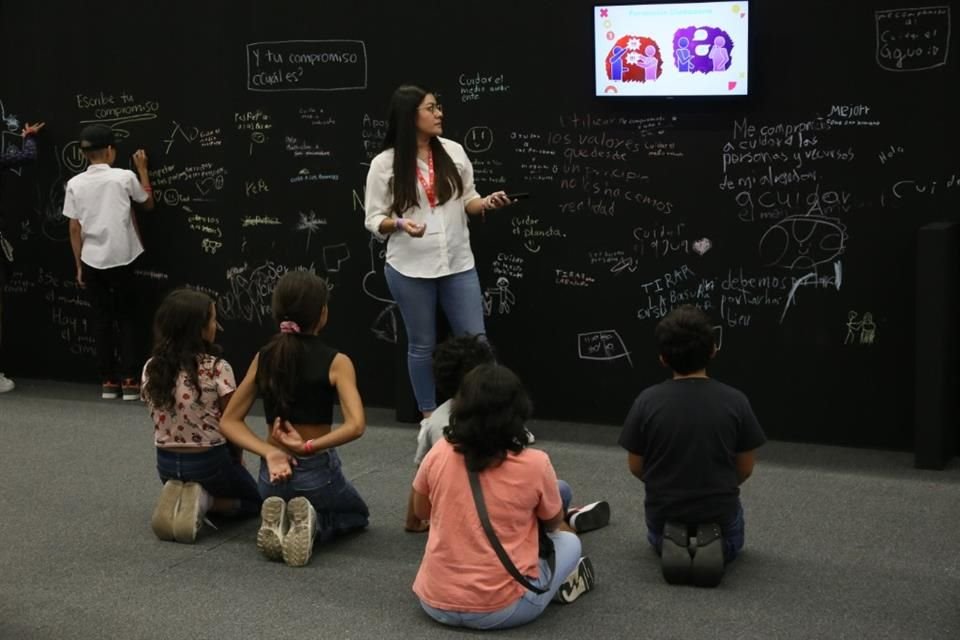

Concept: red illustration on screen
[[606, 36, 663, 83]]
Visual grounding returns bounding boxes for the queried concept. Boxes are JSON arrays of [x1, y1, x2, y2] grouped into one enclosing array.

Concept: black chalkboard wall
[[1, 1, 956, 449]]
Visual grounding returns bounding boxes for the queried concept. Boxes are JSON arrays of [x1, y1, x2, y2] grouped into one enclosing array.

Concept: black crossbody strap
[[467, 469, 548, 594]]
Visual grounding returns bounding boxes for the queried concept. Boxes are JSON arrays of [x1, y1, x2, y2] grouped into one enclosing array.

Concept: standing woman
[[364, 85, 512, 417]]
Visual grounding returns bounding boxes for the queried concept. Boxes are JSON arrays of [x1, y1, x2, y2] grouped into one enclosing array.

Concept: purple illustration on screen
[[709, 36, 730, 71], [673, 26, 734, 74], [639, 45, 659, 82], [675, 36, 692, 71]]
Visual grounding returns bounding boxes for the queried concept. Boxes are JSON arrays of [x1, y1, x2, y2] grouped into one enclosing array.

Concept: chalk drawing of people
[[483, 277, 515, 316], [675, 36, 692, 71], [638, 44, 659, 82], [859, 312, 877, 345], [610, 46, 627, 81], [844, 311, 862, 344], [709, 35, 730, 71]]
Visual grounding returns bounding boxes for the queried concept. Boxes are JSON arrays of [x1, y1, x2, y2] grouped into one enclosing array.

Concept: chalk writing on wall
[[459, 72, 511, 103], [875, 6, 951, 71], [246, 40, 368, 92], [577, 330, 633, 366]]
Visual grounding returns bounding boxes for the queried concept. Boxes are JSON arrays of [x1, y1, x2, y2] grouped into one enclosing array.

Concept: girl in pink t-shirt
[[411, 364, 602, 629], [142, 289, 292, 544]]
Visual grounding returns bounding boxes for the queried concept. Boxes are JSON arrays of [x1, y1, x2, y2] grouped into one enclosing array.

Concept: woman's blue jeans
[[385, 264, 486, 412]]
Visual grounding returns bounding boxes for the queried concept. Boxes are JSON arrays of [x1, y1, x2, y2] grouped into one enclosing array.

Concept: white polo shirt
[[364, 137, 481, 279], [62, 163, 149, 269]]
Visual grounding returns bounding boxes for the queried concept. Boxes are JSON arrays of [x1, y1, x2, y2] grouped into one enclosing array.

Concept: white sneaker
[[257, 496, 288, 561], [282, 497, 318, 567], [0, 373, 15, 393], [555, 557, 597, 604], [151, 480, 184, 541], [172, 482, 210, 543]]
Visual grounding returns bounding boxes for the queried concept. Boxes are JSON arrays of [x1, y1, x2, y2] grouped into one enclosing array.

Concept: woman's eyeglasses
[[419, 104, 443, 114]]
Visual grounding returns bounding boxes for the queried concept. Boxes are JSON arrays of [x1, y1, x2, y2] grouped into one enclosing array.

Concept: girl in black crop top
[[221, 271, 369, 568]]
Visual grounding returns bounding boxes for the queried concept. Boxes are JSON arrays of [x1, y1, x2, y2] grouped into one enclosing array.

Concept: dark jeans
[[258, 448, 369, 543], [156, 446, 262, 517], [84, 260, 139, 380], [646, 499, 746, 564]]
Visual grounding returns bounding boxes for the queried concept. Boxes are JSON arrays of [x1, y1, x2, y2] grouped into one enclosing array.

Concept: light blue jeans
[[419, 480, 579, 630], [384, 264, 486, 412]]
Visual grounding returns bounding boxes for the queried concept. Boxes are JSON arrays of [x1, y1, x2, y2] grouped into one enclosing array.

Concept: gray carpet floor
[[0, 380, 957, 640]]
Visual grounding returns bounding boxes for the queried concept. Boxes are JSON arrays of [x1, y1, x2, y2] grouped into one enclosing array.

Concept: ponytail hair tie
[[279, 321, 301, 334]]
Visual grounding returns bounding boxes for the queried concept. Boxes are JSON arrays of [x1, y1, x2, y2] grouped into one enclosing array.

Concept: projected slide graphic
[[595, 2, 749, 97]]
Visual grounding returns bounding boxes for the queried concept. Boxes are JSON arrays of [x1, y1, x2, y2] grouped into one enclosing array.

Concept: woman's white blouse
[[364, 137, 481, 279]]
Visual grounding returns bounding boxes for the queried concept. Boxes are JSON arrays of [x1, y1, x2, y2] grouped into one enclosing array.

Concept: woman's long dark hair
[[382, 84, 463, 215], [257, 270, 329, 417], [444, 364, 533, 472], [144, 289, 220, 411]]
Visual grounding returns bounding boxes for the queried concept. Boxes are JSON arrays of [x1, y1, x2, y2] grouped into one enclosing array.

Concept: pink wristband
[[396, 217, 407, 232], [304, 439, 314, 454]]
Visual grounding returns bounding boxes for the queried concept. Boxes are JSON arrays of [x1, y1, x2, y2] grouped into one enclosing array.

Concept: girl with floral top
[[141, 289, 292, 544]]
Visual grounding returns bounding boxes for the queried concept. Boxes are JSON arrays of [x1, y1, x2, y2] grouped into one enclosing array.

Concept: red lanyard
[[416, 150, 438, 208]]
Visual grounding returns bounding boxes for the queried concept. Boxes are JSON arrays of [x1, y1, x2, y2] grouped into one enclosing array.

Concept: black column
[[914, 222, 959, 469]]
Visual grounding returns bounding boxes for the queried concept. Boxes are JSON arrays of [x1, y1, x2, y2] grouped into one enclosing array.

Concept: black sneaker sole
[[570, 501, 610, 533], [661, 522, 692, 585], [691, 524, 725, 588]]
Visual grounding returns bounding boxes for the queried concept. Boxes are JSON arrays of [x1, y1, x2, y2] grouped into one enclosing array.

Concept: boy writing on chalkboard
[[63, 124, 154, 400], [619, 305, 766, 574]]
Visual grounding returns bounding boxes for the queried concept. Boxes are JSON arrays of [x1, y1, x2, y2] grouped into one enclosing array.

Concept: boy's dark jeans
[[84, 261, 139, 380], [646, 499, 745, 564]]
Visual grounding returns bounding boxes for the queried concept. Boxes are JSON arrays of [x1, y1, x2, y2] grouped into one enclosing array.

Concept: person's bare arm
[[412, 489, 432, 521], [68, 219, 84, 286], [132, 149, 155, 211], [541, 509, 566, 533], [628, 452, 644, 479], [219, 354, 293, 482], [735, 449, 757, 485]]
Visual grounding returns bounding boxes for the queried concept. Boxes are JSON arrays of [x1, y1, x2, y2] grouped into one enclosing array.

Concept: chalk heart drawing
[[728, 81, 737, 91], [692, 238, 712, 255]]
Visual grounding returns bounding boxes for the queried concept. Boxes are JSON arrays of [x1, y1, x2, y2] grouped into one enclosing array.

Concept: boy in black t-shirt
[[619, 305, 766, 563]]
